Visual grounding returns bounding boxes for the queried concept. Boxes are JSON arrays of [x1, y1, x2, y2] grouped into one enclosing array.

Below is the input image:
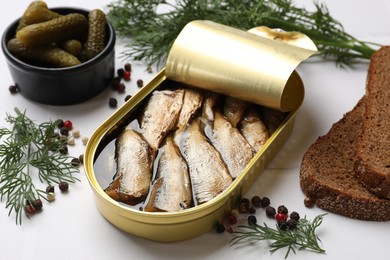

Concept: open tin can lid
[[165, 20, 317, 112]]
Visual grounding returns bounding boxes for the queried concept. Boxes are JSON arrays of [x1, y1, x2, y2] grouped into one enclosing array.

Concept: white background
[[0, 0, 389, 259]]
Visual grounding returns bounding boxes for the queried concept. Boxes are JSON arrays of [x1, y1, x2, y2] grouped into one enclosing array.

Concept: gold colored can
[[84, 21, 312, 242], [84, 69, 304, 242], [166, 20, 316, 112]]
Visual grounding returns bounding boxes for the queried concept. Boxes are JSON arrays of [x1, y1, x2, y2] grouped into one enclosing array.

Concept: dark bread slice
[[354, 46, 390, 198], [300, 97, 390, 221]]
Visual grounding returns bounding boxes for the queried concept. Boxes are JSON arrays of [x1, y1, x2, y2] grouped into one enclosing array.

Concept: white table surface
[[1, 0, 389, 259]]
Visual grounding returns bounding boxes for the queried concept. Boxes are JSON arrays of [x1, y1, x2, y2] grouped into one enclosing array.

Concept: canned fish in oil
[[84, 68, 304, 242]]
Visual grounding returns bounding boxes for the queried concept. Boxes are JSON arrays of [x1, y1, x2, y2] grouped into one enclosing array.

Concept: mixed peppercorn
[[216, 196, 301, 233]]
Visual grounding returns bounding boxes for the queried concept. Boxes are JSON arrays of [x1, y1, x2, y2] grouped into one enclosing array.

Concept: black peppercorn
[[117, 68, 125, 78], [32, 199, 43, 211], [124, 63, 132, 72], [57, 119, 64, 129], [248, 215, 257, 225], [59, 145, 68, 155], [60, 127, 69, 136], [78, 154, 84, 165], [109, 97, 117, 108], [278, 220, 288, 230], [9, 84, 19, 94], [290, 211, 300, 221], [111, 77, 121, 90], [266, 206, 276, 218], [46, 185, 54, 193], [216, 223, 225, 233], [136, 79, 144, 88], [260, 197, 271, 207], [117, 83, 126, 93], [286, 219, 298, 230], [251, 195, 262, 207], [71, 158, 80, 167], [278, 205, 288, 215], [248, 207, 256, 214], [59, 182, 69, 192], [125, 95, 132, 102]]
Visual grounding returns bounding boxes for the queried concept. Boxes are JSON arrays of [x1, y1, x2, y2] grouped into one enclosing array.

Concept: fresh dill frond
[[0, 108, 80, 224], [106, 0, 380, 68], [230, 214, 327, 258]]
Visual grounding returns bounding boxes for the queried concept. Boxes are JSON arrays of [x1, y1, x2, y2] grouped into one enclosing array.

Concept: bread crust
[[355, 46, 390, 198], [300, 98, 390, 221]]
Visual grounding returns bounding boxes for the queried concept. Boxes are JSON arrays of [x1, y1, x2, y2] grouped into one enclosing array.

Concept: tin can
[[84, 21, 313, 242]]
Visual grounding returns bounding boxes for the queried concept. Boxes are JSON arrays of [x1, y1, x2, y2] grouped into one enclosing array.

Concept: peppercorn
[[136, 79, 144, 88], [123, 70, 131, 81], [265, 206, 276, 218], [63, 120, 73, 130], [238, 198, 250, 213], [9, 84, 19, 94], [290, 211, 300, 221], [47, 192, 55, 202], [147, 66, 153, 73], [46, 185, 55, 193], [227, 214, 237, 225], [109, 97, 117, 108], [32, 199, 43, 211], [286, 219, 298, 230], [59, 145, 68, 155], [71, 158, 80, 167], [260, 197, 271, 207], [111, 77, 121, 90], [278, 220, 288, 230], [216, 223, 225, 233], [304, 197, 314, 208], [78, 154, 84, 164], [275, 212, 288, 223], [25, 204, 35, 215], [225, 225, 233, 233], [125, 95, 132, 102], [57, 119, 64, 128], [117, 68, 125, 78], [230, 209, 240, 218], [124, 63, 132, 72], [82, 136, 89, 145], [59, 181, 69, 192], [251, 195, 262, 207], [278, 205, 288, 215], [67, 137, 75, 146], [117, 83, 126, 93], [248, 207, 256, 214], [72, 129, 80, 138], [248, 215, 257, 225], [60, 127, 69, 136]]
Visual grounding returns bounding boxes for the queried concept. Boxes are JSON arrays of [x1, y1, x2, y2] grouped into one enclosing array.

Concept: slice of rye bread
[[354, 46, 390, 198], [300, 97, 390, 221]]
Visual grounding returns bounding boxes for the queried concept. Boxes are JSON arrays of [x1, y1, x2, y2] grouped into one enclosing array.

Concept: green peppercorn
[[71, 158, 80, 167]]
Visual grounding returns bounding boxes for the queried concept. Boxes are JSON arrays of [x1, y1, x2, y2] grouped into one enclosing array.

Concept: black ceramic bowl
[[1, 7, 116, 105]]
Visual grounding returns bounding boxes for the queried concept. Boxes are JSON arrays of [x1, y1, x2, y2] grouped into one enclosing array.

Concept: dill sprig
[[230, 214, 326, 258], [0, 108, 79, 224], [106, 0, 380, 68]]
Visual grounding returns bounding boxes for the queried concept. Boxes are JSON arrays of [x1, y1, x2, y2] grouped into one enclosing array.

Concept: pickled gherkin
[[7, 38, 81, 67], [16, 0, 48, 31], [62, 39, 82, 57], [16, 13, 88, 46], [23, 4, 61, 25], [82, 9, 106, 60]]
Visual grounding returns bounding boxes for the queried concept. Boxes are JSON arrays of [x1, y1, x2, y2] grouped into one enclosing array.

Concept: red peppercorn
[[25, 204, 35, 215], [123, 70, 131, 81], [275, 212, 288, 223], [63, 120, 73, 130], [227, 214, 237, 225]]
